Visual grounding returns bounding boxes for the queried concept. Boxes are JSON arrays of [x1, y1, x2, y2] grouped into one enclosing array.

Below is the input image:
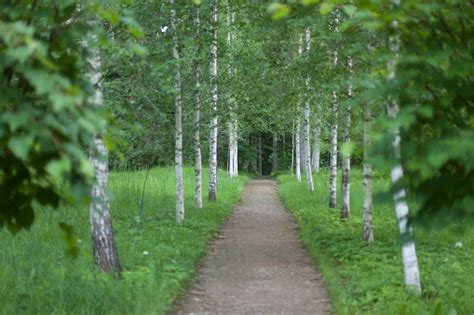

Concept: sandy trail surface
[[174, 178, 330, 314]]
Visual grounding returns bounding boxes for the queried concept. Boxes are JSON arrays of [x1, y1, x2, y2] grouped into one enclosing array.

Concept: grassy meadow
[[278, 169, 473, 315], [0, 167, 248, 314]]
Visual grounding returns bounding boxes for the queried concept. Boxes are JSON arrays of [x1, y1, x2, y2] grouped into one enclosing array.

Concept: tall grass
[[278, 169, 473, 314], [0, 167, 248, 315]]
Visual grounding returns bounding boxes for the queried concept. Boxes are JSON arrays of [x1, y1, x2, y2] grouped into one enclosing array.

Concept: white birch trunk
[[340, 56, 352, 219], [295, 118, 302, 182], [303, 27, 314, 192], [208, 2, 218, 201], [86, 31, 121, 275], [192, 6, 202, 209], [170, 0, 184, 222], [388, 0, 421, 294], [362, 102, 374, 242], [272, 133, 278, 173], [227, 9, 238, 178], [312, 125, 320, 173], [329, 10, 340, 209], [291, 121, 295, 175]]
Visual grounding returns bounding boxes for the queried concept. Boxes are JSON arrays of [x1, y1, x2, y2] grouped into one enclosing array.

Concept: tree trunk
[[388, 0, 422, 294], [258, 135, 262, 176], [340, 56, 352, 220], [312, 125, 320, 173], [87, 31, 121, 276], [227, 9, 238, 178], [291, 121, 295, 175], [329, 10, 340, 209], [295, 118, 302, 182], [362, 102, 374, 242], [272, 133, 278, 173], [303, 27, 314, 192], [192, 6, 202, 209], [170, 0, 184, 222], [208, 1, 218, 201]]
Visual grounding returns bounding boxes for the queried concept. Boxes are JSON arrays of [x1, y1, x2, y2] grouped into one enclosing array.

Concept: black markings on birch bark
[[86, 30, 121, 276], [340, 56, 352, 220], [387, 0, 421, 294], [303, 27, 314, 192], [170, 0, 184, 222], [208, 2, 218, 201], [193, 6, 203, 209], [362, 102, 374, 242]]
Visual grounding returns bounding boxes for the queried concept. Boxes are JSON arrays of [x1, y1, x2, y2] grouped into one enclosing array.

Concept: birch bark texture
[[227, 9, 238, 178], [303, 27, 314, 192], [329, 9, 340, 208], [192, 5, 203, 209], [295, 119, 302, 182], [362, 102, 374, 242], [340, 56, 352, 220], [208, 2, 218, 201], [86, 31, 121, 275], [170, 0, 184, 222], [387, 0, 422, 294]]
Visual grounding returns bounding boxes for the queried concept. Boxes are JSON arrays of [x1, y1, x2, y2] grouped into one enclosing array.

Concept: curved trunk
[[87, 31, 121, 276], [208, 2, 218, 201], [192, 6, 202, 209]]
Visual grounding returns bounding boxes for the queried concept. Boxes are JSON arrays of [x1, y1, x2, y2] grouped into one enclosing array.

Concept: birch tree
[[170, 0, 184, 222], [340, 55, 352, 219], [227, 8, 238, 178], [312, 104, 321, 172], [363, 101, 374, 242], [87, 31, 121, 275], [208, 1, 218, 201], [387, 0, 422, 294], [192, 5, 203, 209], [295, 119, 302, 182], [329, 9, 340, 208], [303, 27, 314, 192]]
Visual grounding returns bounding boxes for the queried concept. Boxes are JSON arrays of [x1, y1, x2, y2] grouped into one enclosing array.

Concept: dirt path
[[174, 178, 330, 314]]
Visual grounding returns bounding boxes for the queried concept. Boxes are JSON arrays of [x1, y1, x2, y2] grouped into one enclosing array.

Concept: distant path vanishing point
[[174, 178, 330, 314]]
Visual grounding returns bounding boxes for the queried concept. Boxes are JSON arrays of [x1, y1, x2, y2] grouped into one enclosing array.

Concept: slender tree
[[295, 118, 302, 182], [272, 133, 278, 173], [192, 5, 203, 209], [387, 0, 421, 294], [329, 9, 340, 208], [303, 27, 314, 192], [208, 1, 218, 201], [227, 8, 238, 178], [340, 55, 352, 219], [87, 30, 121, 276], [362, 101, 374, 242], [170, 0, 184, 222]]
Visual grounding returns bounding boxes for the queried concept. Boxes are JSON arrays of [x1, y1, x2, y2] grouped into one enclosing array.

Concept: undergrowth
[[278, 169, 473, 315], [0, 167, 248, 314]]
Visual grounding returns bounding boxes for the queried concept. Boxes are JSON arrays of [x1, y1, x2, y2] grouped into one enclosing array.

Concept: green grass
[[278, 169, 473, 315], [0, 167, 248, 315]]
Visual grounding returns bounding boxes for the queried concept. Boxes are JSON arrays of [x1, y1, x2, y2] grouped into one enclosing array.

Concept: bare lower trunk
[[258, 135, 262, 176], [227, 9, 238, 178], [303, 27, 314, 192], [312, 126, 320, 172], [388, 0, 421, 294], [193, 6, 202, 209], [329, 91, 338, 208], [340, 56, 353, 220], [362, 102, 373, 242], [272, 133, 278, 173], [329, 11, 340, 209], [171, 0, 184, 222], [291, 122, 295, 175], [208, 2, 218, 201], [295, 119, 302, 182], [87, 31, 121, 276]]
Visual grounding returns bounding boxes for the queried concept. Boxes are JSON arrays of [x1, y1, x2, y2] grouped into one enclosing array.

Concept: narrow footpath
[[174, 178, 330, 314]]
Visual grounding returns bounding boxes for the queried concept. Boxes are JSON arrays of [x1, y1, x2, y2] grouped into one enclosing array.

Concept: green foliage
[[278, 170, 474, 314], [0, 167, 248, 314], [0, 1, 101, 232]]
